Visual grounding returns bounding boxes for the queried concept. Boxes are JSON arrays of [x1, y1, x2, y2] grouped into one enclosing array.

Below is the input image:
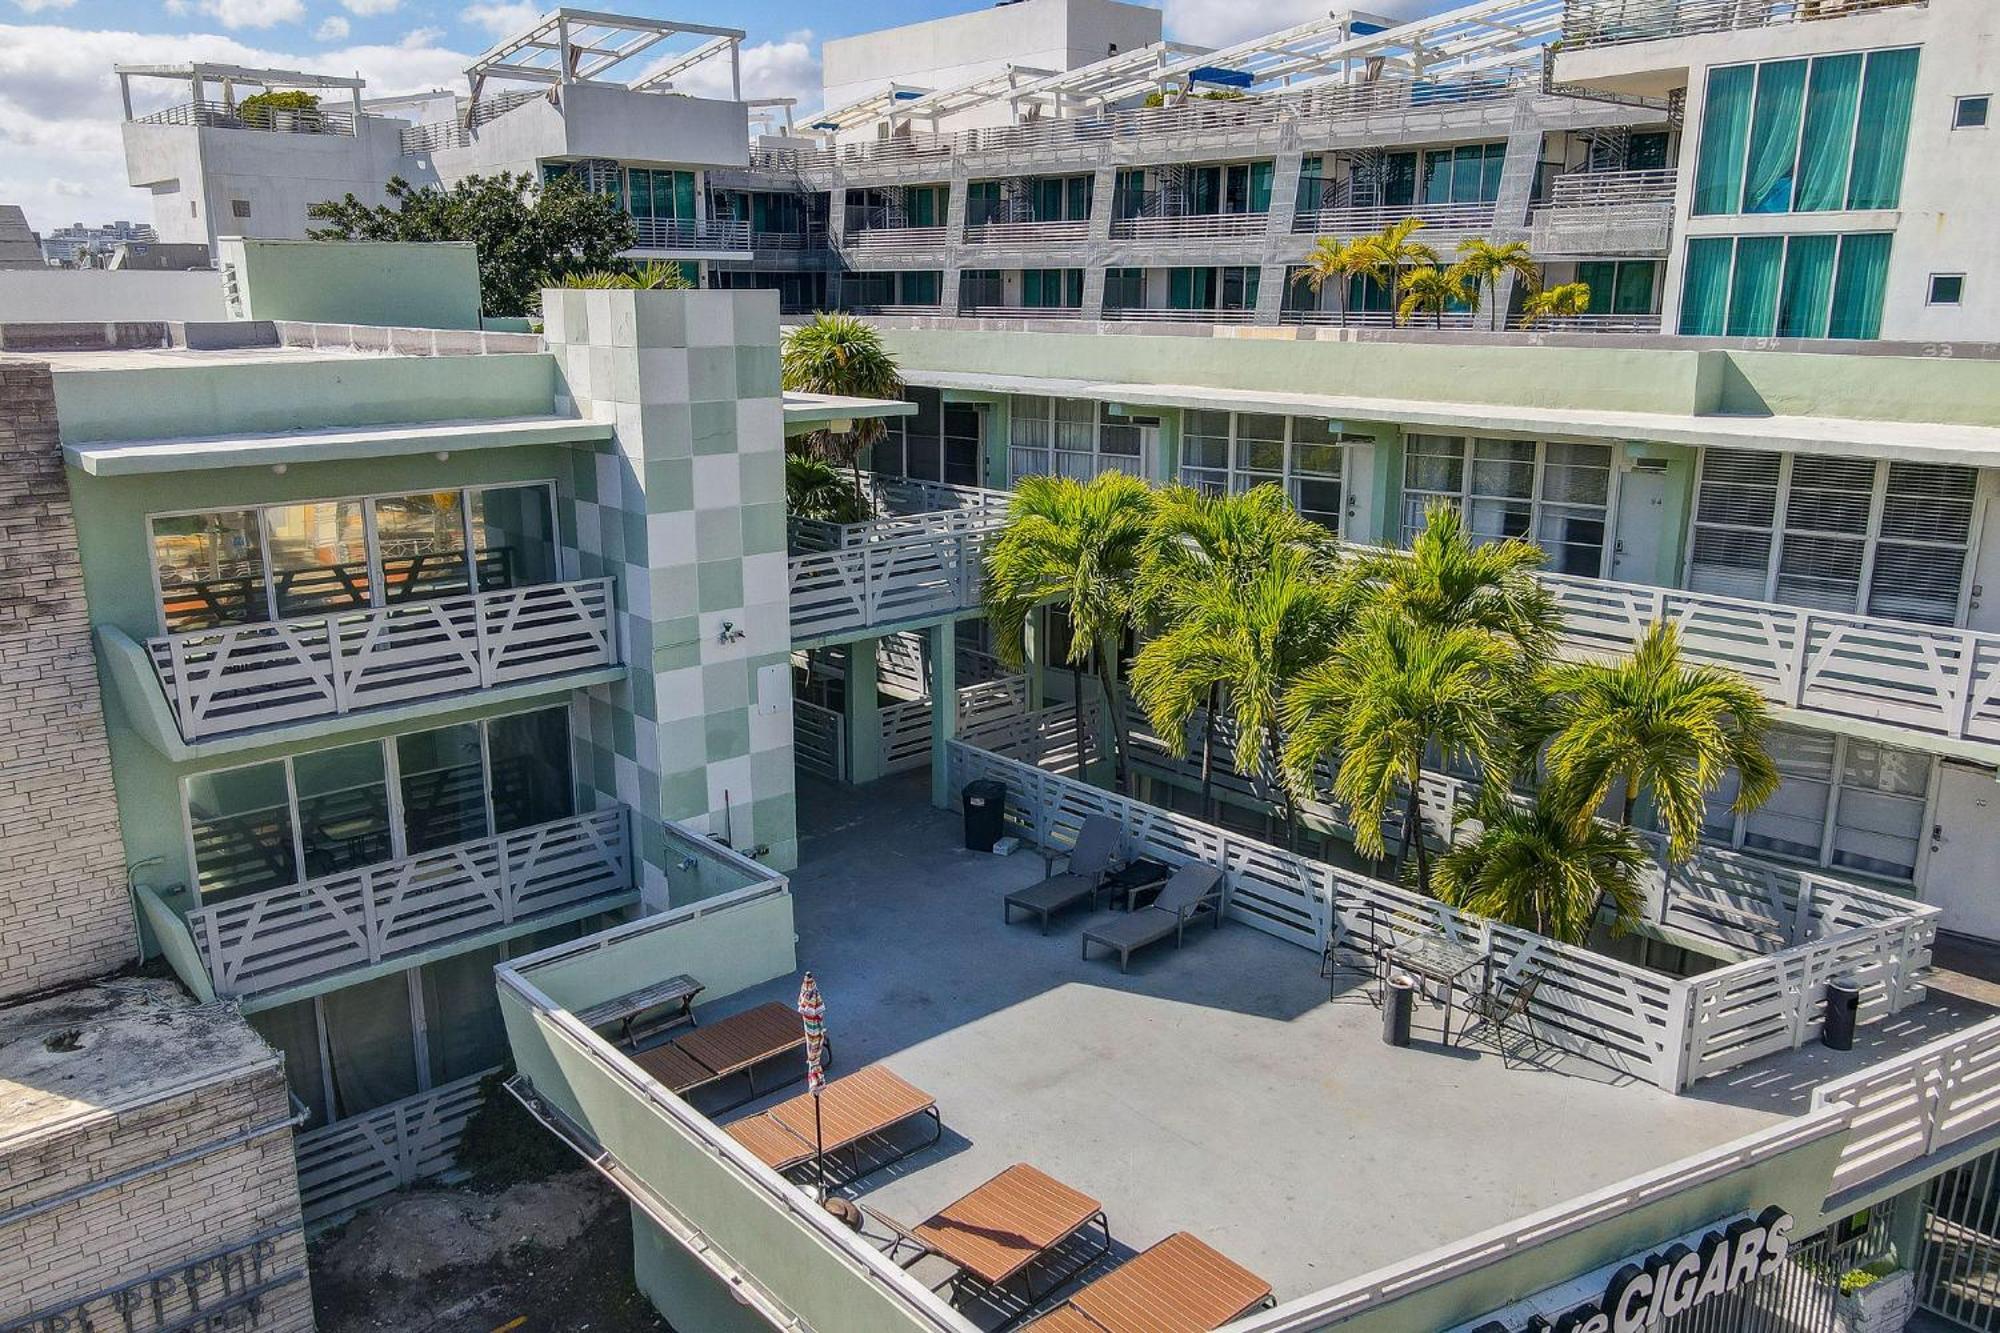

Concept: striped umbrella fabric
[[798, 972, 826, 1094]]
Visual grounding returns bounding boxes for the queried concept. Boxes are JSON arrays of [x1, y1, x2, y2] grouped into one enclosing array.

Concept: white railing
[[135, 100, 358, 136], [794, 698, 847, 781], [879, 675, 1030, 774], [1562, 0, 1925, 49], [788, 528, 987, 646], [840, 303, 945, 316], [1108, 213, 1271, 243], [187, 807, 633, 999], [1525, 312, 1666, 332], [961, 304, 1089, 320], [1099, 307, 1260, 324], [960, 220, 1090, 248], [630, 217, 753, 252], [1547, 168, 1679, 206], [399, 89, 540, 153], [1292, 200, 1498, 236], [1530, 199, 1675, 255], [147, 578, 616, 742], [960, 697, 1101, 775], [296, 1067, 496, 1222], [1279, 309, 1484, 329], [1542, 572, 2000, 750], [1812, 1017, 2000, 1195], [842, 225, 950, 252], [789, 497, 1009, 555]]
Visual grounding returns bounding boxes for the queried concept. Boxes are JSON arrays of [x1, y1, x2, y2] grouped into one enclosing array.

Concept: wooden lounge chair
[[1080, 864, 1223, 972], [1004, 816, 1123, 934], [629, 1000, 819, 1109], [1023, 1231, 1274, 1333], [867, 1163, 1111, 1303], [725, 1064, 940, 1188]]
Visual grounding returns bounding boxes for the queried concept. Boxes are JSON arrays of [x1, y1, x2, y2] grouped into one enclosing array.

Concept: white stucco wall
[[0, 269, 225, 321], [426, 83, 751, 182]]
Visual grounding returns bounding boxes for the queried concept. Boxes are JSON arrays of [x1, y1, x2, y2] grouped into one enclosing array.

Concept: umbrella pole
[[814, 1091, 826, 1200]]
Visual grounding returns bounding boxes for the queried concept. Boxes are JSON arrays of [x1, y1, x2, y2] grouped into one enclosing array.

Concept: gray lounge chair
[[1080, 863, 1224, 972], [1004, 816, 1122, 934]]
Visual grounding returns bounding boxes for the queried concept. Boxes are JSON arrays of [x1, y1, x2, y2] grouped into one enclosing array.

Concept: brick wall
[[0, 1035, 313, 1329], [0, 361, 133, 1000]]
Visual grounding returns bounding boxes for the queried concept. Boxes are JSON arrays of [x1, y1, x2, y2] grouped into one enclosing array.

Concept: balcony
[[146, 576, 617, 742], [629, 217, 753, 256], [134, 100, 358, 136], [959, 219, 1090, 252], [1530, 168, 1678, 256], [841, 226, 950, 257], [1292, 199, 1499, 242], [960, 304, 1088, 320], [1107, 211, 1270, 247], [1100, 306, 1259, 324], [184, 806, 633, 1001], [1561, 0, 1927, 50]]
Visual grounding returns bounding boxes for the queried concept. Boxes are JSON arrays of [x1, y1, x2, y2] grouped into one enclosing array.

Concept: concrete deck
[[712, 775, 1812, 1306]]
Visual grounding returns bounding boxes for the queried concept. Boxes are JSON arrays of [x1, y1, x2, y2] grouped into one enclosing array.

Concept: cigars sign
[[1472, 1206, 1796, 1333]]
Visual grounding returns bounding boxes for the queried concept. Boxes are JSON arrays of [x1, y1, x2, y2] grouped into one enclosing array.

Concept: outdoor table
[[1384, 936, 1490, 1046], [1100, 857, 1172, 911]]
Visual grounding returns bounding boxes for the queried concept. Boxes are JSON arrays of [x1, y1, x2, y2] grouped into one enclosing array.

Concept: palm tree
[[1432, 796, 1649, 944], [984, 472, 1155, 789], [1289, 236, 1368, 327], [1357, 501, 1559, 657], [785, 454, 868, 523], [781, 313, 904, 497], [1284, 612, 1519, 888], [1395, 263, 1472, 328], [1133, 544, 1345, 845], [1455, 238, 1540, 331], [1520, 281, 1593, 329], [1541, 621, 1780, 862], [1351, 218, 1438, 324]]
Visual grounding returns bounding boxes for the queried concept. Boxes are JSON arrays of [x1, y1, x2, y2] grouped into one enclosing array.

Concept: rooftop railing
[[134, 100, 357, 136], [1812, 1015, 2000, 1195], [398, 89, 541, 154], [1561, 0, 1926, 49]]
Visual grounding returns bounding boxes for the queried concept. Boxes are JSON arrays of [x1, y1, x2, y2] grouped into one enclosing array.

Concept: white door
[[1965, 496, 2000, 633], [1923, 762, 2000, 940], [1609, 466, 1668, 586]]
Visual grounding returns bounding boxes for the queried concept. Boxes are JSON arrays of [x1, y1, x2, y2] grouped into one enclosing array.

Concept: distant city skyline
[[0, 0, 1455, 233]]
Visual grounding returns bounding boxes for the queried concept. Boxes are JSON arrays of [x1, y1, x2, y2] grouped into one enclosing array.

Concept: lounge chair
[[1004, 815, 1122, 934], [866, 1162, 1111, 1303], [1080, 863, 1223, 972], [725, 1064, 940, 1189], [631, 1000, 820, 1109], [1023, 1231, 1273, 1332]]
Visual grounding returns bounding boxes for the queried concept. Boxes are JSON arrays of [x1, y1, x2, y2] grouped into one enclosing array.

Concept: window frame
[[1953, 95, 1990, 129], [1176, 411, 1353, 535], [147, 481, 562, 637], [1006, 396, 1154, 485], [1928, 273, 1966, 306], [1677, 231, 1894, 339], [1399, 432, 1620, 578]]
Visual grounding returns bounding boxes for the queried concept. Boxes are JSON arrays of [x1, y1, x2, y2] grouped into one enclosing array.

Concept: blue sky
[[0, 0, 1446, 234]]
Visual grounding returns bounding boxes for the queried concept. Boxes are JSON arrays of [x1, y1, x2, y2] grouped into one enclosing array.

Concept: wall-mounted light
[[828, 418, 854, 434], [717, 620, 746, 644]]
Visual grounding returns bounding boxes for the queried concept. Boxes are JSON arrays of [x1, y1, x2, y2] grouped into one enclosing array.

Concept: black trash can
[[1383, 973, 1415, 1048], [1822, 977, 1860, 1051], [962, 779, 1007, 853]]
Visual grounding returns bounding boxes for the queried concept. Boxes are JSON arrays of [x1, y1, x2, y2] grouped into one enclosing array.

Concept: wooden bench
[[573, 973, 704, 1049]]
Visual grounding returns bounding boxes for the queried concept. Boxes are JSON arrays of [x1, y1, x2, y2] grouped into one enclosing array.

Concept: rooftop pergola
[[113, 63, 366, 121], [465, 8, 747, 110]]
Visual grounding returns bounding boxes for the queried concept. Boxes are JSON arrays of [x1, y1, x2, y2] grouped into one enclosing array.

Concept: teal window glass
[[901, 270, 940, 305], [1828, 232, 1892, 339], [1743, 59, 1808, 213], [966, 181, 1000, 225], [1422, 150, 1453, 204], [1725, 235, 1784, 335], [1613, 262, 1658, 315], [1113, 170, 1146, 218], [672, 171, 694, 221], [1480, 143, 1506, 200], [1066, 174, 1091, 219], [1348, 273, 1392, 313], [1105, 267, 1145, 308], [1192, 167, 1221, 214], [1848, 48, 1918, 209], [1381, 152, 1417, 207], [1794, 53, 1862, 212], [1679, 237, 1734, 335], [1777, 234, 1837, 337], [1694, 65, 1755, 215], [1452, 145, 1486, 202], [1576, 262, 1616, 305], [1249, 161, 1273, 213]]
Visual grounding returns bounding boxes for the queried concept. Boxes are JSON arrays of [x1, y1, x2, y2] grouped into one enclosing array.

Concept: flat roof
[[66, 414, 613, 476], [0, 978, 277, 1148], [683, 775, 1995, 1306], [905, 368, 2000, 468], [783, 390, 918, 426]]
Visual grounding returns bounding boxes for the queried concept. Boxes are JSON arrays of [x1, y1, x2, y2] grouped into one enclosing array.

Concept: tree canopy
[[307, 172, 636, 316]]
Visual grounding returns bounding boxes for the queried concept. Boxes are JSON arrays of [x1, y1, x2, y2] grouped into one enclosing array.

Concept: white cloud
[[195, 0, 305, 29], [399, 24, 441, 47], [0, 22, 473, 232], [460, 0, 536, 37], [672, 35, 821, 108], [341, 0, 399, 11], [313, 14, 347, 39], [1162, 0, 1453, 49], [12, 0, 77, 14]]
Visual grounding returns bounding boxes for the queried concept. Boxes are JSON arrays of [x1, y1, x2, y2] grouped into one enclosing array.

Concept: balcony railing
[[297, 1067, 497, 1221], [788, 526, 988, 646], [1547, 167, 1678, 206], [1531, 200, 1675, 255], [961, 219, 1091, 248], [1100, 306, 1259, 324], [840, 302, 944, 316], [630, 217, 753, 252], [186, 807, 633, 1000], [750, 227, 828, 252], [1292, 200, 1499, 236], [1811, 1016, 2000, 1195], [960, 304, 1087, 320], [134, 100, 357, 136], [1108, 212, 1270, 244], [398, 89, 541, 154], [1562, 0, 1925, 49], [147, 576, 617, 742], [841, 225, 950, 252]]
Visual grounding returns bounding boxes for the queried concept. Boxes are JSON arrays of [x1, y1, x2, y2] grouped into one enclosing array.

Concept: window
[[183, 706, 574, 903], [1575, 261, 1662, 316], [230, 199, 251, 218], [1955, 95, 1991, 129], [1178, 411, 1351, 532], [1929, 273, 1966, 305], [1007, 396, 1147, 483], [1021, 268, 1084, 309], [1401, 434, 1615, 576], [1420, 143, 1506, 205], [871, 387, 979, 486], [1702, 726, 1932, 882], [957, 269, 1003, 309], [150, 485, 559, 635], [1167, 266, 1259, 311], [1678, 232, 1893, 340], [1692, 48, 1918, 216], [1688, 449, 1977, 623], [1104, 267, 1146, 310], [625, 168, 695, 222]]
